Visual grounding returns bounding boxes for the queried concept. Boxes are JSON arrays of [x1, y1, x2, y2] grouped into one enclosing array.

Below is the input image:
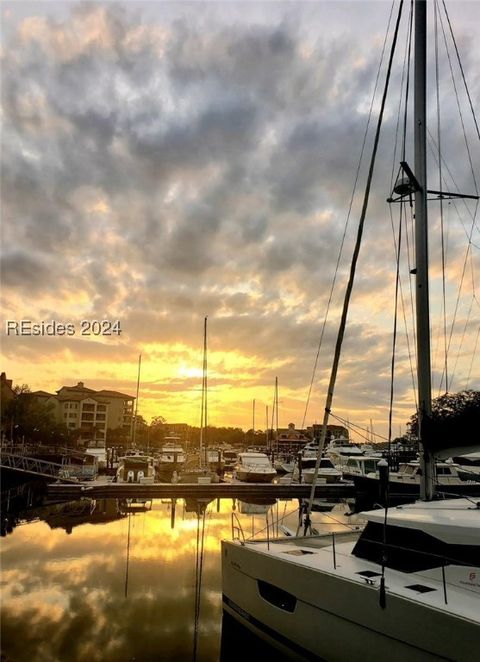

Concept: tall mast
[[199, 317, 208, 466], [414, 0, 434, 500], [131, 353, 142, 448], [275, 377, 279, 452], [252, 398, 255, 440]]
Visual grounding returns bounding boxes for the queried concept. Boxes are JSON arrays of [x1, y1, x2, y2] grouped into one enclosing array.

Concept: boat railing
[[356, 535, 474, 604], [231, 512, 246, 545]]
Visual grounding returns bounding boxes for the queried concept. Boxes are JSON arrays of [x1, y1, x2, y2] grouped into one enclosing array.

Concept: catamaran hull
[[222, 540, 477, 662]]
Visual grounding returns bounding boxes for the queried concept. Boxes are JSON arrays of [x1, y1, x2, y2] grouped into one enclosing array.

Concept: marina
[[1, 0, 480, 660], [1, 479, 362, 662]]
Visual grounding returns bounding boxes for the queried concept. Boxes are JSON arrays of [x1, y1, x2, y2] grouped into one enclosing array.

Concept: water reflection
[[1, 483, 355, 661]]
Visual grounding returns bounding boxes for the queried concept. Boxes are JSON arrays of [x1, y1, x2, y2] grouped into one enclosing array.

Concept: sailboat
[[222, 2, 480, 659], [181, 317, 215, 484]]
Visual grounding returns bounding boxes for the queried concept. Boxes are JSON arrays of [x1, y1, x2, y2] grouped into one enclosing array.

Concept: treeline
[[1, 384, 71, 445]]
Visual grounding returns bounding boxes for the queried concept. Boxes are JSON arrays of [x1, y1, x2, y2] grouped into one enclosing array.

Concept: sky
[[1, 0, 479, 440]]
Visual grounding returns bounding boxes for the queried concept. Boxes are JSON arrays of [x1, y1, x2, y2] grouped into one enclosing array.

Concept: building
[[275, 423, 310, 451], [30, 381, 135, 448], [0, 372, 16, 441], [308, 424, 349, 442]]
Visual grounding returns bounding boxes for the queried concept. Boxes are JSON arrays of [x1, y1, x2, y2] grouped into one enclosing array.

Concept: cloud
[[1, 1, 479, 433]]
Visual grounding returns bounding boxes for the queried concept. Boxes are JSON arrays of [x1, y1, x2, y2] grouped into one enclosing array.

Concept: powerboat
[[116, 454, 155, 484], [234, 452, 277, 483]]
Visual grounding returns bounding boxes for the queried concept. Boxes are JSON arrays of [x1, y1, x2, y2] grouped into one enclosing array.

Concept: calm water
[[1, 483, 357, 661]]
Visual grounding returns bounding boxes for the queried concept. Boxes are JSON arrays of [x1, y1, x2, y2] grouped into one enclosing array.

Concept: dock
[[47, 481, 355, 500]]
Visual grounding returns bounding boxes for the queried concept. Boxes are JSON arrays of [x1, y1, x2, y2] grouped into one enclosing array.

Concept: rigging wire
[[437, 1, 478, 195], [303, 0, 407, 523], [388, 202, 404, 449], [434, 0, 449, 393], [441, 0, 480, 143], [466, 324, 480, 390], [329, 411, 390, 443], [300, 0, 398, 429], [387, 0, 414, 449]]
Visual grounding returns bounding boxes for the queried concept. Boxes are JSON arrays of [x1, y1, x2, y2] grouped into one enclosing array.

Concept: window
[[436, 467, 452, 476], [352, 521, 480, 572], [257, 581, 297, 613]]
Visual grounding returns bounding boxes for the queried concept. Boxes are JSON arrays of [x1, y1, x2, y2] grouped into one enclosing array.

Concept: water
[[1, 482, 357, 661]]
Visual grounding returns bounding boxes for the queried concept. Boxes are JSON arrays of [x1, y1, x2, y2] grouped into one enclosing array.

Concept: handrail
[[0, 452, 64, 476], [231, 512, 246, 545]]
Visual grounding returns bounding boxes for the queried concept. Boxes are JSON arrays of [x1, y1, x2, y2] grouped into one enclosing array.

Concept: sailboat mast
[[131, 353, 142, 448], [252, 398, 255, 439], [414, 0, 434, 500], [275, 377, 279, 453], [199, 317, 208, 466]]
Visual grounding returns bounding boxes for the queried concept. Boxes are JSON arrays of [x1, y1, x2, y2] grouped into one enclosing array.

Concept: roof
[[57, 394, 110, 404], [57, 385, 96, 394], [96, 389, 135, 400], [31, 390, 55, 397]]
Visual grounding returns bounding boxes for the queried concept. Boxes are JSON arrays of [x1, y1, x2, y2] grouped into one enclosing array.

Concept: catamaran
[[222, 2, 480, 659]]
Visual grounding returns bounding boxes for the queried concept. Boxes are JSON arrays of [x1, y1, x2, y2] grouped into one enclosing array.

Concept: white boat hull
[[235, 469, 276, 483], [222, 539, 478, 662]]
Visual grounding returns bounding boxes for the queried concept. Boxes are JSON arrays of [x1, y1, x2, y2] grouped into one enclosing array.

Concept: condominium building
[[31, 382, 135, 447]]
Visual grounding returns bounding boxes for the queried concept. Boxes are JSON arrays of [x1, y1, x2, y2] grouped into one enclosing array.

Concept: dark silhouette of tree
[[407, 390, 480, 452]]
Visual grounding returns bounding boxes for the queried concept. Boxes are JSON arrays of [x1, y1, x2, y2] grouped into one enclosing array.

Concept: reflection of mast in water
[[193, 501, 209, 661], [170, 498, 176, 529], [124, 512, 132, 598]]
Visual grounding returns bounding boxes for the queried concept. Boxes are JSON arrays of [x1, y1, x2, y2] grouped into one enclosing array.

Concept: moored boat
[[116, 454, 155, 484], [221, 1, 480, 658], [234, 452, 276, 483]]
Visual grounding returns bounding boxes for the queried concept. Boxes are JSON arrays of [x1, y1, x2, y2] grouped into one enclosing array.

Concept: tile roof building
[[31, 381, 135, 447]]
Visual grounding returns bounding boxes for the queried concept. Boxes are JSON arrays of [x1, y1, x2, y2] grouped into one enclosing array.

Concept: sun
[[177, 364, 204, 379]]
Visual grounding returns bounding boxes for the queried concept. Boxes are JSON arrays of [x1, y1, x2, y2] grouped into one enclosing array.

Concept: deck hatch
[[283, 549, 315, 556], [257, 580, 297, 612], [404, 584, 437, 593]]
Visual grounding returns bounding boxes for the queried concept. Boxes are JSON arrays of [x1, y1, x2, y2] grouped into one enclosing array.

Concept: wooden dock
[[47, 481, 355, 500]]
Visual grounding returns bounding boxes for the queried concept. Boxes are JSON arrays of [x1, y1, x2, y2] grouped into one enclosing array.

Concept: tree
[[4, 385, 59, 443], [407, 390, 480, 453]]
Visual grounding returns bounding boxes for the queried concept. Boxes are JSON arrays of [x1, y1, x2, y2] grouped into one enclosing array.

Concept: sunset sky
[[1, 1, 479, 440]]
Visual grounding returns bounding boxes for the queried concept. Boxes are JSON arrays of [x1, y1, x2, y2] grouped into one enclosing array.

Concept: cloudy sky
[[1, 0, 479, 439]]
